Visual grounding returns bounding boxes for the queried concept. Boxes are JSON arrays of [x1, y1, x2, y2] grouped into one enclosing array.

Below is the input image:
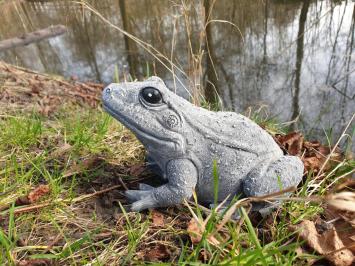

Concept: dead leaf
[[304, 141, 321, 149], [324, 198, 355, 254], [48, 143, 72, 159], [326, 192, 355, 212], [292, 220, 354, 266], [151, 210, 165, 226], [199, 249, 211, 262], [17, 258, 52, 266], [186, 216, 224, 248], [302, 156, 322, 172], [275, 132, 304, 155], [62, 156, 100, 178], [333, 179, 355, 193], [15, 185, 50, 206], [144, 244, 170, 261], [28, 185, 50, 203], [15, 196, 31, 206], [129, 163, 146, 177], [187, 218, 202, 244]]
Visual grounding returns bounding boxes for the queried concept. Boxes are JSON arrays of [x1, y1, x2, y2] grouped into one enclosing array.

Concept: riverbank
[[0, 62, 354, 265]]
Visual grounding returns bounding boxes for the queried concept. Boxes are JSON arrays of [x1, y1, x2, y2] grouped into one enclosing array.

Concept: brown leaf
[[302, 156, 322, 172], [303, 141, 321, 149], [151, 210, 165, 226], [15, 196, 31, 206], [326, 192, 355, 212], [129, 163, 146, 177], [275, 132, 304, 155], [324, 198, 355, 254], [187, 218, 202, 244], [62, 156, 100, 178], [198, 249, 211, 262], [15, 185, 50, 206], [292, 220, 354, 266], [144, 244, 170, 261], [48, 143, 72, 159], [27, 185, 50, 203], [17, 258, 52, 266], [334, 219, 355, 254]]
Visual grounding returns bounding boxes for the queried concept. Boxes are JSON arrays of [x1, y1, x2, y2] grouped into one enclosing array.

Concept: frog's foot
[[126, 159, 198, 212], [243, 155, 303, 201], [138, 183, 155, 191], [125, 190, 151, 201], [125, 189, 159, 211]]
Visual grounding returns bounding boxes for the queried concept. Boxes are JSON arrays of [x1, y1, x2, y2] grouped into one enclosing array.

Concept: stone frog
[[102, 76, 304, 212]]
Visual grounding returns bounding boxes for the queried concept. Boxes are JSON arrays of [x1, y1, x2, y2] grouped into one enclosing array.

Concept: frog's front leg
[[125, 159, 198, 211]]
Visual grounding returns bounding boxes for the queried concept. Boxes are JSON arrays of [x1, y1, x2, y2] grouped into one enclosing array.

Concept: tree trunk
[[291, 0, 310, 130], [119, 0, 139, 79], [204, 0, 220, 104]]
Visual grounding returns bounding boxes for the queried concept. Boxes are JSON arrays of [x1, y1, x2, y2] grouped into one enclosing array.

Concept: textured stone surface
[[102, 76, 304, 211]]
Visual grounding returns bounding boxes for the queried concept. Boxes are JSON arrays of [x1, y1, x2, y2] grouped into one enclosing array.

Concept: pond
[[0, 0, 354, 145]]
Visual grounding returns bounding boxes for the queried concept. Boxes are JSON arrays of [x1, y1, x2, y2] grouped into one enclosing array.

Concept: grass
[[0, 0, 353, 263], [0, 103, 352, 265]]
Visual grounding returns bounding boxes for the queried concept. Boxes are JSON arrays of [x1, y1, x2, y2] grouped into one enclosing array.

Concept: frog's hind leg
[[242, 155, 304, 210]]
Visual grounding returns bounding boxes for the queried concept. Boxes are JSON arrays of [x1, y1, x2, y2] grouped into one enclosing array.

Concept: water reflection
[[0, 0, 354, 143]]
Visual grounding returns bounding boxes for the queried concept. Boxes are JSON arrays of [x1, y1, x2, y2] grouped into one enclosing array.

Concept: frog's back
[[184, 107, 281, 157], [179, 107, 283, 203]]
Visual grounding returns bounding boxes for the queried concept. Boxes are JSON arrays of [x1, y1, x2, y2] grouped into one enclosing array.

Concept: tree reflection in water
[[0, 0, 353, 144]]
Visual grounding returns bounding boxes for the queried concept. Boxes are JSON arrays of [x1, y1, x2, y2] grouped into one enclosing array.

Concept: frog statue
[[102, 76, 304, 212]]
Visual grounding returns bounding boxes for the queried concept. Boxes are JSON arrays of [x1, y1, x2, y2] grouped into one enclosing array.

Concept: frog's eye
[[140, 87, 163, 105]]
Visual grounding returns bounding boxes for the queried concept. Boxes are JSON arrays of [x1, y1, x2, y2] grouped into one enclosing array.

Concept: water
[[0, 0, 354, 144]]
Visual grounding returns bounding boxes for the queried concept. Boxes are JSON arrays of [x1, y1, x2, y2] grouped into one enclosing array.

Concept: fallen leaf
[[15, 196, 31, 206], [17, 258, 52, 266], [303, 141, 321, 149], [15, 184, 50, 206], [28, 185, 50, 203], [151, 210, 165, 226], [302, 156, 322, 172], [187, 218, 202, 244], [275, 132, 304, 155], [198, 248, 211, 262], [186, 217, 224, 247], [62, 156, 100, 178], [326, 192, 355, 212], [324, 198, 355, 254], [144, 244, 170, 261], [48, 143, 72, 159], [129, 163, 146, 177], [292, 220, 354, 266]]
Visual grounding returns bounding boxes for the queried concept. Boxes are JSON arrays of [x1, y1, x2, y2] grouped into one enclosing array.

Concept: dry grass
[[0, 61, 354, 265]]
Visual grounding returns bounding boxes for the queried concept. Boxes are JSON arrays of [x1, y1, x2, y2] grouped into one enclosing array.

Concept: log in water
[[0, 25, 66, 52]]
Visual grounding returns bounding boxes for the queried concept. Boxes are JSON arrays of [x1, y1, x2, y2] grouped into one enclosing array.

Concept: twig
[[248, 186, 297, 202], [0, 25, 66, 52], [118, 177, 129, 191], [11, 202, 51, 215], [0, 183, 125, 217], [71, 184, 123, 203]]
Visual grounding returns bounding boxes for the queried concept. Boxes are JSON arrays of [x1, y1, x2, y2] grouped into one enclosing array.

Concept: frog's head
[[102, 76, 191, 156]]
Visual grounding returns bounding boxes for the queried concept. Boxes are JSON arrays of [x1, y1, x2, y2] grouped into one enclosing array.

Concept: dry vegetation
[[0, 61, 354, 265]]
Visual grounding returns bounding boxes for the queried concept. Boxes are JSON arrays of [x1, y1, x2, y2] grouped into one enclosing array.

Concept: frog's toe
[[125, 190, 151, 201], [131, 194, 158, 211], [138, 183, 155, 191]]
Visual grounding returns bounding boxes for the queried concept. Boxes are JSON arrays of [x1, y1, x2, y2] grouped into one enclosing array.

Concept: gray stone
[[102, 76, 304, 212]]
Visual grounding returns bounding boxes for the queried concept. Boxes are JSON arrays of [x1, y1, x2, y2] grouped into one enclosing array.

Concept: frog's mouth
[[103, 104, 184, 153]]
